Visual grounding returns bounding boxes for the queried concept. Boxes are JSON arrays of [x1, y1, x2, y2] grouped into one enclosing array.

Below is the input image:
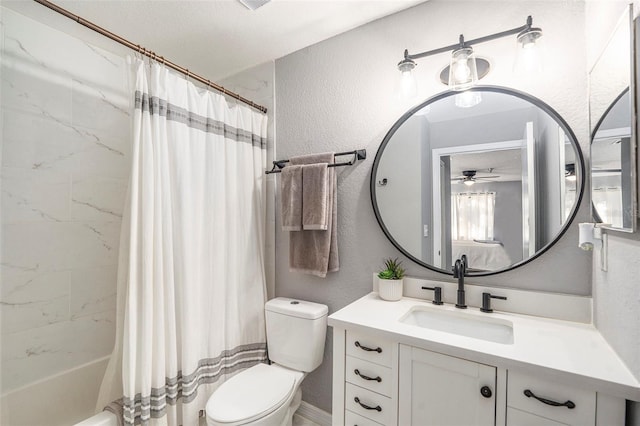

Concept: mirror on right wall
[[589, 5, 637, 232]]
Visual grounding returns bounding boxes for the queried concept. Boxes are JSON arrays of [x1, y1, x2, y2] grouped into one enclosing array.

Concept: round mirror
[[371, 86, 584, 276], [591, 89, 634, 230]]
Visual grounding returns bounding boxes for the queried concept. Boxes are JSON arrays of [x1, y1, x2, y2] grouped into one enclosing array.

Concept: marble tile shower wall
[[0, 9, 129, 393]]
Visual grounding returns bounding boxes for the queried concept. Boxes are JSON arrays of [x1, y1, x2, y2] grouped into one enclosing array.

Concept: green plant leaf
[[378, 257, 404, 280]]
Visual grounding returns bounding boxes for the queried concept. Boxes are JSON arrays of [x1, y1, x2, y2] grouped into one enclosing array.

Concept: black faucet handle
[[453, 259, 461, 278], [421, 286, 443, 305], [480, 292, 507, 313]]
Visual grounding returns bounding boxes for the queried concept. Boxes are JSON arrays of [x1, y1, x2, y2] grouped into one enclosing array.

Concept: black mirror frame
[[370, 85, 585, 277]]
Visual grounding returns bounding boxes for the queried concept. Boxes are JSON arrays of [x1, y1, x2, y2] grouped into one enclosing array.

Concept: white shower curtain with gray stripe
[[97, 58, 268, 426]]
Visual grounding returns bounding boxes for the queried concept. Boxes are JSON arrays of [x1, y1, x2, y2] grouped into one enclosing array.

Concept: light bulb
[[448, 47, 478, 91], [454, 59, 471, 82], [400, 69, 417, 99]]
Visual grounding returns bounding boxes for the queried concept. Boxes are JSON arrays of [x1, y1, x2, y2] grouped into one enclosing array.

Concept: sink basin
[[400, 306, 514, 344]]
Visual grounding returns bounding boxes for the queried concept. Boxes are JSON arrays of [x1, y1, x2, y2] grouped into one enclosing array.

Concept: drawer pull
[[354, 369, 382, 382], [354, 397, 382, 412], [354, 341, 382, 353], [524, 389, 576, 409]]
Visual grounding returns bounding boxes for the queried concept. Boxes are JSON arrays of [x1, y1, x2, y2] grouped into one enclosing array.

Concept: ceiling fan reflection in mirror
[[452, 169, 501, 186]]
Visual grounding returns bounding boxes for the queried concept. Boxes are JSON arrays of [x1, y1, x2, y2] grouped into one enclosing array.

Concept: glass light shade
[[455, 91, 482, 108], [448, 47, 478, 91], [514, 28, 543, 74], [397, 59, 418, 100], [463, 179, 475, 186]]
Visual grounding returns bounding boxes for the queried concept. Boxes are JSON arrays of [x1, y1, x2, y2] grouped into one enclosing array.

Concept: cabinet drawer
[[508, 371, 595, 425], [345, 383, 394, 425], [346, 356, 393, 397], [344, 410, 385, 426], [346, 330, 392, 367], [507, 407, 568, 426]]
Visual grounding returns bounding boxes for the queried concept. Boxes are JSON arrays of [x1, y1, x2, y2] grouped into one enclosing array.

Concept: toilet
[[205, 297, 328, 426]]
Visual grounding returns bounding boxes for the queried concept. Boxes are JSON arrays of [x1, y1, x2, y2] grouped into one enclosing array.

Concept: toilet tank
[[265, 297, 328, 372]]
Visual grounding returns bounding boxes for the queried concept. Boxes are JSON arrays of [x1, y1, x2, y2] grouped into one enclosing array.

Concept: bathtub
[[75, 411, 118, 426], [1, 357, 111, 426]]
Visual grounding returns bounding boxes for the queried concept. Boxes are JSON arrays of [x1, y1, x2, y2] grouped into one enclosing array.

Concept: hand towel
[[280, 165, 303, 231], [302, 163, 329, 230], [288, 152, 338, 277]]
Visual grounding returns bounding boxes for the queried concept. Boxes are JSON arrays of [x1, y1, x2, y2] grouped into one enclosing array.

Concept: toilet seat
[[206, 363, 303, 425]]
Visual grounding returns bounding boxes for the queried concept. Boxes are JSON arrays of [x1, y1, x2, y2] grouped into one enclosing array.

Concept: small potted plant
[[377, 257, 405, 301]]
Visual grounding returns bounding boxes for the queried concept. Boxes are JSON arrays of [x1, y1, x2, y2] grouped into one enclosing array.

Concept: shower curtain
[[97, 58, 268, 426]]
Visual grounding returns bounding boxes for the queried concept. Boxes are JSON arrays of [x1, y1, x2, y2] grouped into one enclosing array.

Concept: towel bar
[[265, 149, 366, 174]]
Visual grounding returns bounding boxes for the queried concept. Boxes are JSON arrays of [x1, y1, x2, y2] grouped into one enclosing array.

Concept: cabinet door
[[399, 345, 496, 426]]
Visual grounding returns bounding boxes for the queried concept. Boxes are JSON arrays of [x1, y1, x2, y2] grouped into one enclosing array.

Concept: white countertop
[[328, 293, 640, 401]]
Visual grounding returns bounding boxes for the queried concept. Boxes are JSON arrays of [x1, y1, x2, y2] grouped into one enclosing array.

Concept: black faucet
[[453, 255, 467, 309]]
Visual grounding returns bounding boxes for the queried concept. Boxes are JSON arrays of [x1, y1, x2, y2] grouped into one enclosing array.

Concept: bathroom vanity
[[329, 288, 640, 426]]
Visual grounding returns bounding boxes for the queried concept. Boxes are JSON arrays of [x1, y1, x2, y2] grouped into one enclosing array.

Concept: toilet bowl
[[205, 364, 303, 426], [205, 298, 328, 426]]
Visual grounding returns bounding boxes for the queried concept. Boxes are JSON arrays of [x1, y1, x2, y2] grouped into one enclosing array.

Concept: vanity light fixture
[[514, 21, 544, 73], [397, 15, 542, 94], [398, 57, 419, 99], [449, 44, 478, 91]]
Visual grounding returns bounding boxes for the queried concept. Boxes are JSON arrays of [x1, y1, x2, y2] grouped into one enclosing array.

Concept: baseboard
[[295, 401, 332, 426]]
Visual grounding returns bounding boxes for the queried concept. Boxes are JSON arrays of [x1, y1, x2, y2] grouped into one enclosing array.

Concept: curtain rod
[[32, 0, 268, 114]]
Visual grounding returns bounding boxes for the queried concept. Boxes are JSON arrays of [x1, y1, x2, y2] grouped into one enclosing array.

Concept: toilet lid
[[206, 363, 300, 424]]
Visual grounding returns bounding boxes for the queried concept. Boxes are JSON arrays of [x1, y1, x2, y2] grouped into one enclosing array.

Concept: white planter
[[378, 278, 403, 301]]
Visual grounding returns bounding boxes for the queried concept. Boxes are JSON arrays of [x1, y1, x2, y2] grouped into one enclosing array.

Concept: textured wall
[[0, 7, 128, 394], [275, 0, 589, 412], [592, 232, 640, 380], [219, 61, 277, 299]]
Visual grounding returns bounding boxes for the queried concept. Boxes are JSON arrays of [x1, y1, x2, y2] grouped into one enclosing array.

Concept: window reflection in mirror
[[372, 87, 583, 276]]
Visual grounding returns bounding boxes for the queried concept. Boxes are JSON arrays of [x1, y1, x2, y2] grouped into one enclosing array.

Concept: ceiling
[[450, 149, 523, 184], [5, 0, 426, 81]]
